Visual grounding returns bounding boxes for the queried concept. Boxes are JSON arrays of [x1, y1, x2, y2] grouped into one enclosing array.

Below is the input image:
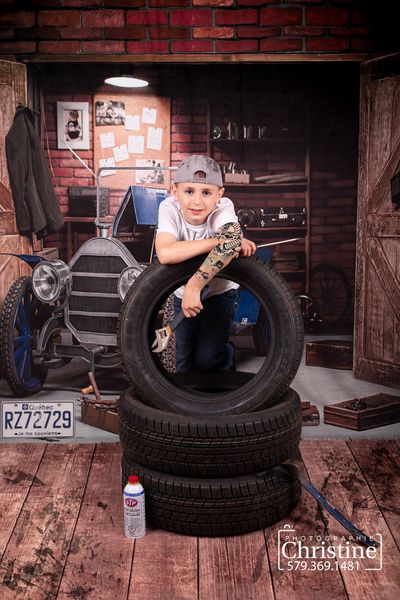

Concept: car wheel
[[118, 255, 304, 415], [121, 455, 301, 537], [0, 276, 49, 396], [119, 386, 302, 477]]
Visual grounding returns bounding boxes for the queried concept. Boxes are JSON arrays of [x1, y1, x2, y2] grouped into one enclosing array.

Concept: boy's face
[[172, 182, 224, 225]]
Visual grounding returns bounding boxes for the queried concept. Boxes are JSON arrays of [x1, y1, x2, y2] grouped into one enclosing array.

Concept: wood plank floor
[[0, 439, 399, 600]]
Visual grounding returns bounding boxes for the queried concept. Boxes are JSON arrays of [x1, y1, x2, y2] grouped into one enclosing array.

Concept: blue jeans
[[173, 289, 238, 372]]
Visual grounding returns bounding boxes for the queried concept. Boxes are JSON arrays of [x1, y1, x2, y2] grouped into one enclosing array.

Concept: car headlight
[[32, 259, 72, 303], [118, 265, 144, 301]]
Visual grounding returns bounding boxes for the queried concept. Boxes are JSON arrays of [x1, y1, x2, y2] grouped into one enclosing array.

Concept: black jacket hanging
[[5, 105, 64, 239]]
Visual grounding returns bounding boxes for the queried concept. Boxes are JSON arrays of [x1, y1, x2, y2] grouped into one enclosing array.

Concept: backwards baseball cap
[[174, 155, 223, 187]]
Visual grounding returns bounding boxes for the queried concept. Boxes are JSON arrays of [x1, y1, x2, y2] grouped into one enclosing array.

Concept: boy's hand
[[239, 238, 257, 257], [182, 279, 204, 318]]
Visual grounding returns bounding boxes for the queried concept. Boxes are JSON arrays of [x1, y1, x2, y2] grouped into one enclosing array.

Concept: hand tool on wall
[[151, 238, 300, 353], [283, 458, 379, 548]]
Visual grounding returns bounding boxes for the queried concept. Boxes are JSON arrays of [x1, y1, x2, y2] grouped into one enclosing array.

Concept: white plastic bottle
[[123, 475, 146, 539]]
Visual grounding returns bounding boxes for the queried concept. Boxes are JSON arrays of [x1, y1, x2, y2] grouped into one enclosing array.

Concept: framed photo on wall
[[57, 101, 90, 150]]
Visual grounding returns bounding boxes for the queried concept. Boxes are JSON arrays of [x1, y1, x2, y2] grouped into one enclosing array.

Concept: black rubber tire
[[0, 276, 49, 396], [253, 308, 269, 356], [121, 455, 301, 537], [119, 387, 302, 477], [118, 255, 304, 416]]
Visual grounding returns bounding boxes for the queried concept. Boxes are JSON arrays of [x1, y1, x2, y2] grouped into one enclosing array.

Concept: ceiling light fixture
[[104, 75, 149, 88]]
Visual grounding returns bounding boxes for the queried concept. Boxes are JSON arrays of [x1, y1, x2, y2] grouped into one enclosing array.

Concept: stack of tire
[[118, 255, 304, 537]]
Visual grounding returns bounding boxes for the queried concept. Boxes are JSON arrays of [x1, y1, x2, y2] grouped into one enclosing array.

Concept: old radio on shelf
[[237, 207, 307, 229]]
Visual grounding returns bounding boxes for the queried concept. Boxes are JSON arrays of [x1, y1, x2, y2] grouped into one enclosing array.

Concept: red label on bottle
[[125, 498, 138, 507]]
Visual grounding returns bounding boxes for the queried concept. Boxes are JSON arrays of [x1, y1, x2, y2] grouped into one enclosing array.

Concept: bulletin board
[[93, 94, 171, 190]]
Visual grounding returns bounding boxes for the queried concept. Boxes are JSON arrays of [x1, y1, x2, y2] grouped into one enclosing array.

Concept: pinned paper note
[[142, 107, 157, 125], [147, 127, 163, 151], [113, 144, 129, 163], [99, 157, 116, 176], [125, 115, 140, 131], [128, 135, 145, 154], [100, 132, 115, 149]]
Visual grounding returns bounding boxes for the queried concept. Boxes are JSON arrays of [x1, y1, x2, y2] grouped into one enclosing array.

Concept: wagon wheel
[[308, 264, 352, 325], [296, 293, 322, 332], [0, 276, 50, 396]]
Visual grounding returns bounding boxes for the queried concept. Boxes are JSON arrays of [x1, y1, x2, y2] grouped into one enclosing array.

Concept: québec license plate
[[1, 401, 75, 438]]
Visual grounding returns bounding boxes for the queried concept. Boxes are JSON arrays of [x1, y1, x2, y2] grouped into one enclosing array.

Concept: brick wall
[[0, 1, 389, 58]]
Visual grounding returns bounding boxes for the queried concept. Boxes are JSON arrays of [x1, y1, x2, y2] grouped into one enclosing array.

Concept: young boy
[[156, 155, 256, 372]]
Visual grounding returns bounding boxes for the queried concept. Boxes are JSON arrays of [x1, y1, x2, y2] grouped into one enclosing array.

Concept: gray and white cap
[[174, 155, 223, 187]]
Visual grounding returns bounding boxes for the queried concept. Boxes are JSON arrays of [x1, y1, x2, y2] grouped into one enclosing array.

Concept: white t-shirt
[[157, 195, 240, 299]]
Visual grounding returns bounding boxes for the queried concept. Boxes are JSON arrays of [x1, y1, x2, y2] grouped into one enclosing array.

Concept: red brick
[[171, 40, 212, 52], [329, 26, 369, 37], [149, 0, 189, 6], [215, 39, 258, 52], [170, 9, 212, 26], [38, 10, 81, 27], [60, 27, 104, 39], [0, 11, 35, 28], [260, 7, 302, 26], [238, 0, 276, 4], [82, 10, 124, 28], [53, 167, 73, 177], [260, 38, 302, 51], [351, 37, 373, 52], [15, 27, 61, 40], [305, 37, 349, 51], [193, 0, 233, 6], [193, 26, 234, 38], [150, 26, 190, 39], [105, 0, 146, 5], [82, 40, 125, 53], [238, 26, 281, 38], [60, 0, 103, 6], [283, 26, 325, 36], [350, 7, 368, 25], [74, 168, 93, 177], [176, 142, 207, 152], [29, 1, 59, 6], [38, 40, 80, 53], [0, 30, 14, 40], [306, 6, 349, 26], [172, 133, 191, 142], [105, 27, 148, 39], [0, 41, 36, 52], [216, 9, 257, 25], [127, 40, 169, 52], [127, 10, 168, 25], [59, 177, 92, 187], [172, 115, 192, 123]]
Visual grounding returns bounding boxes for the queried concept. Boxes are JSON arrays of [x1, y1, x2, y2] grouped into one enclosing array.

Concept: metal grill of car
[[65, 237, 140, 345]]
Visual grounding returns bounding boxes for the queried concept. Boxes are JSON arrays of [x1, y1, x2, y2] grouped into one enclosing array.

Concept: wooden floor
[[0, 439, 399, 600]]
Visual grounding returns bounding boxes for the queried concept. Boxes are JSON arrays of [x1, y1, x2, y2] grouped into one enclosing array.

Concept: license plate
[[1, 401, 75, 439]]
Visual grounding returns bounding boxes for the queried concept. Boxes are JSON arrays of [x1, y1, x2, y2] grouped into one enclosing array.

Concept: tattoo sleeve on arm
[[193, 222, 242, 284]]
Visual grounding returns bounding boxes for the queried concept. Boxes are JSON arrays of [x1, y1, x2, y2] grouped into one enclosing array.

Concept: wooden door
[[354, 53, 400, 388], [0, 59, 32, 308]]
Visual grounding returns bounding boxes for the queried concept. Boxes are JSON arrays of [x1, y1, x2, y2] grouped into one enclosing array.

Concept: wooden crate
[[306, 339, 353, 370], [81, 402, 119, 435], [324, 393, 400, 431]]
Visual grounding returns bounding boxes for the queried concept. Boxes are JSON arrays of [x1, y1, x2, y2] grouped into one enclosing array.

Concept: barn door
[[0, 60, 32, 308], [354, 53, 400, 388]]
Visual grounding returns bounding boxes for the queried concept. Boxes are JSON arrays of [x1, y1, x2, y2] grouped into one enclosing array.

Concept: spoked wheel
[[0, 276, 49, 396], [308, 263, 352, 325], [296, 293, 322, 332]]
